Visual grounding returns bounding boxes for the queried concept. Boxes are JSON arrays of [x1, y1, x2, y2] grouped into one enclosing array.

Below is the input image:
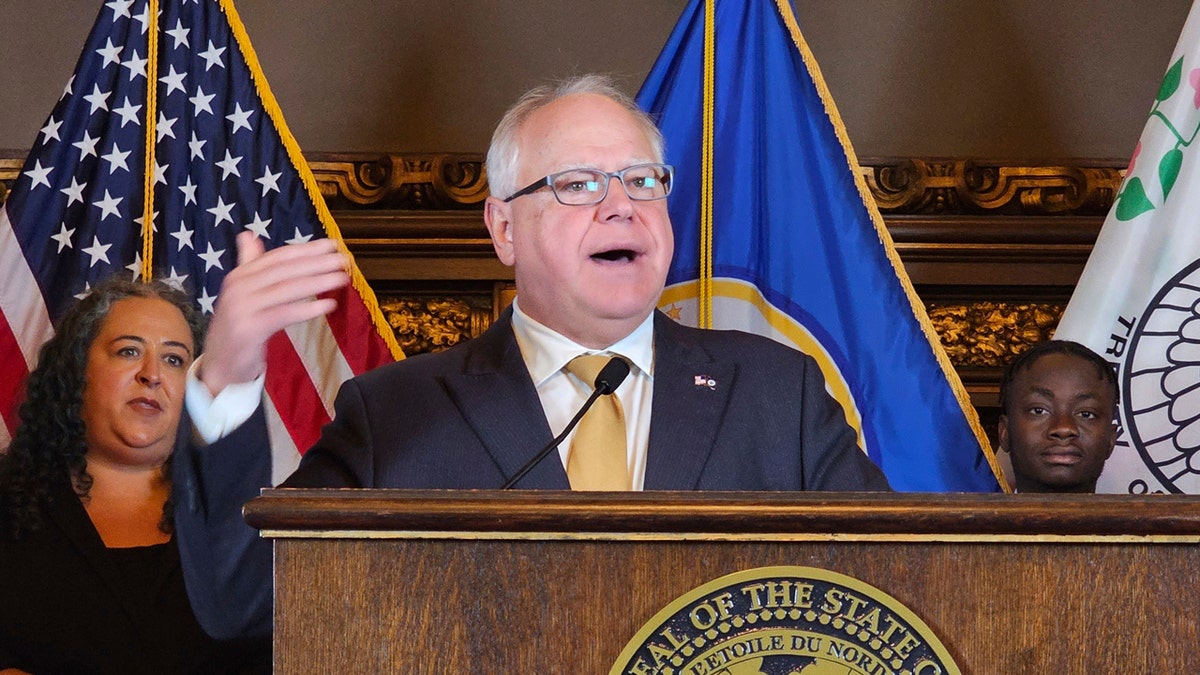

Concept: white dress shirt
[[185, 360, 262, 444], [510, 298, 655, 491]]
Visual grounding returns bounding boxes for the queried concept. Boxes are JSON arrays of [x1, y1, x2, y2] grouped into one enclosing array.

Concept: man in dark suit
[[174, 75, 889, 639]]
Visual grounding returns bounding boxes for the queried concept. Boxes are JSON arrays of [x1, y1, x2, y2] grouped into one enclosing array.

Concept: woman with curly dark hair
[[0, 276, 268, 674]]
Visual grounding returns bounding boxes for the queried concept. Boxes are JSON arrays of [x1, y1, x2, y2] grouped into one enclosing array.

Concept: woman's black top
[[0, 479, 269, 674]]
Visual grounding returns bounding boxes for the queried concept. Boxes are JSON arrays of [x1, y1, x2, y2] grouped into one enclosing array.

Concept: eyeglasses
[[503, 163, 674, 205]]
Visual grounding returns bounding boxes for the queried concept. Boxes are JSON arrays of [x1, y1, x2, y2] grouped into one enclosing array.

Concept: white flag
[[1056, 0, 1200, 494]]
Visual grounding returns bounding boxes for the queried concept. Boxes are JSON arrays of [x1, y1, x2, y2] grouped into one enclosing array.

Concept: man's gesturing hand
[[199, 231, 350, 396]]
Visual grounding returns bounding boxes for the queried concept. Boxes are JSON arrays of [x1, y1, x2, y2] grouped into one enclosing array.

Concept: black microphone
[[501, 356, 631, 489]]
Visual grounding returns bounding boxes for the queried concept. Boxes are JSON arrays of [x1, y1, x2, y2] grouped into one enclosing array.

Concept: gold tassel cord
[[140, 0, 160, 282], [700, 0, 716, 329], [219, 0, 404, 361]]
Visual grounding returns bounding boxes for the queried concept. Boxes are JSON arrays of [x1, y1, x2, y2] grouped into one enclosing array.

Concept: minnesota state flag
[[638, 0, 1003, 491]]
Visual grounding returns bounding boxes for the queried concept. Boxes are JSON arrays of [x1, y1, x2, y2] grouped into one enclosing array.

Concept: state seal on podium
[[611, 566, 960, 675]]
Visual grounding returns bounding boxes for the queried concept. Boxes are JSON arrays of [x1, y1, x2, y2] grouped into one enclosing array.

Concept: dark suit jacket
[[285, 309, 887, 490], [0, 478, 269, 674], [174, 310, 889, 637]]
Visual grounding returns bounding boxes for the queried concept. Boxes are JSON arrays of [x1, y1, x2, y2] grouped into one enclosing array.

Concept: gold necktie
[[564, 354, 630, 491]]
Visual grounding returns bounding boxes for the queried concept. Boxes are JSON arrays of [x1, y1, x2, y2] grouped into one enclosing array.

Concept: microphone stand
[[501, 356, 630, 489]]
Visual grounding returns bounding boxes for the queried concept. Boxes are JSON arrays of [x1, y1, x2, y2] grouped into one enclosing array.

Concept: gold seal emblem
[[611, 566, 960, 675]]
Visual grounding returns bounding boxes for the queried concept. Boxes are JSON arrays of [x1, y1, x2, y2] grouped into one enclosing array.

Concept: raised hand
[[198, 231, 350, 395]]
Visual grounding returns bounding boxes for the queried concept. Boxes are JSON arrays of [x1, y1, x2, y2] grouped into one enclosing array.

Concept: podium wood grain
[[248, 491, 1200, 672]]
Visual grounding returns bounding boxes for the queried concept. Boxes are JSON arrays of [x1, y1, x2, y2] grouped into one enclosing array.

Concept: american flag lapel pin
[[694, 375, 717, 390]]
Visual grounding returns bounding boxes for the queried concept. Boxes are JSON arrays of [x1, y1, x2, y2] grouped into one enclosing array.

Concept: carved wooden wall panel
[[0, 153, 1125, 418], [925, 301, 1064, 368], [309, 153, 487, 210], [862, 158, 1121, 215]]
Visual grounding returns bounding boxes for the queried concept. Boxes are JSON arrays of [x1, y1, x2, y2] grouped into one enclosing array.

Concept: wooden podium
[[244, 490, 1200, 672]]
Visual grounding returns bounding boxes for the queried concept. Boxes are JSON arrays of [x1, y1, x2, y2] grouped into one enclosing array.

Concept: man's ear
[[997, 414, 1009, 454], [484, 196, 516, 266]]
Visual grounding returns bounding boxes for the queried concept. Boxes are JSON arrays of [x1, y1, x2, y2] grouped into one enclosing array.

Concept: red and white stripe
[[0, 207, 54, 447], [1, 204, 394, 461], [262, 282, 393, 483]]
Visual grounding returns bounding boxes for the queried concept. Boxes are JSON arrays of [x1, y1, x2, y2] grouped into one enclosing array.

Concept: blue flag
[[637, 0, 1002, 491]]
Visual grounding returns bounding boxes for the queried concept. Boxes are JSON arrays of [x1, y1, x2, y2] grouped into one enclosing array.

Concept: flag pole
[[140, 0, 160, 282], [699, 0, 715, 329]]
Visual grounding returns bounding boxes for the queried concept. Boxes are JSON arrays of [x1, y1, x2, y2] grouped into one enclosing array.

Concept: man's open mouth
[[591, 249, 637, 262]]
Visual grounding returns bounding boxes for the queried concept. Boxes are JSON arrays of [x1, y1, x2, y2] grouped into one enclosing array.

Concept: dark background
[[0, 1, 1190, 159]]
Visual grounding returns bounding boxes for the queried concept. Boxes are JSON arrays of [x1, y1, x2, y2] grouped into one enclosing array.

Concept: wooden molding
[[307, 152, 488, 210], [0, 152, 1124, 413], [245, 489, 1200, 537], [860, 157, 1123, 215], [1, 153, 1125, 215]]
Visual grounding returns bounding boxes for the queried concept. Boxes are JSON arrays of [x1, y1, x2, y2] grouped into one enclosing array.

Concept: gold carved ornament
[[925, 302, 1064, 368]]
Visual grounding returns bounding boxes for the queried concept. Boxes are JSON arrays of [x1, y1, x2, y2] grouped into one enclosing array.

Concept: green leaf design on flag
[[1116, 177, 1155, 220], [1158, 56, 1184, 102], [1160, 148, 1184, 199]]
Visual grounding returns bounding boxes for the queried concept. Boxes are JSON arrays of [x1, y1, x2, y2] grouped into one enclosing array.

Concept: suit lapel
[[440, 311, 571, 489], [645, 313, 737, 489]]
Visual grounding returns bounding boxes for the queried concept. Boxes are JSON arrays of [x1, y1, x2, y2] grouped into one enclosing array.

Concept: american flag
[[0, 0, 401, 476]]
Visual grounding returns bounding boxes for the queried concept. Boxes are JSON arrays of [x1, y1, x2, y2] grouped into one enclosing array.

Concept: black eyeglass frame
[[502, 163, 675, 205]]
